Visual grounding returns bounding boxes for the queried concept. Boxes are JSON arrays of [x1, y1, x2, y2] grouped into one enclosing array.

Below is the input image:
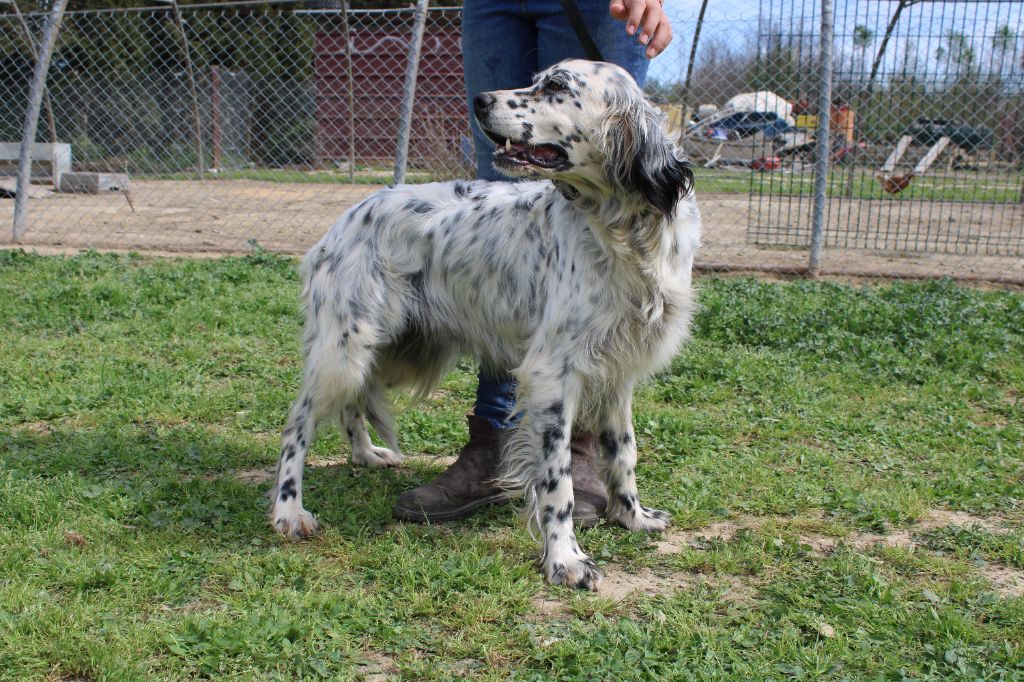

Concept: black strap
[[558, 0, 605, 62]]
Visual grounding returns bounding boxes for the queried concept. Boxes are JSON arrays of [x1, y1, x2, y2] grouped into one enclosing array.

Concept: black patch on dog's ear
[[629, 154, 694, 220], [597, 94, 695, 220]]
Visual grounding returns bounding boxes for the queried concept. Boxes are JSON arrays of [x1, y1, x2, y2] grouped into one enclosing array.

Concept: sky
[[650, 0, 1024, 85], [649, 0, 762, 82]]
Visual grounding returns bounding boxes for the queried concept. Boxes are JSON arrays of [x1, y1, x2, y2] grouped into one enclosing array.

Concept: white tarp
[[720, 91, 794, 125]]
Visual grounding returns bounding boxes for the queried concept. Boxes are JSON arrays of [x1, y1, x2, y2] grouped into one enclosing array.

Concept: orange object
[[877, 171, 914, 195], [830, 105, 855, 144]]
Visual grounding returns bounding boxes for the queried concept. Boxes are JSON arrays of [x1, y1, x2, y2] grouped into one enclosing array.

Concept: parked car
[[704, 111, 791, 140], [908, 119, 992, 152]]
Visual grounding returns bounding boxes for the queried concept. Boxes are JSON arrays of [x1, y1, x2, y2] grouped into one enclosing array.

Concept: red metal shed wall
[[315, 17, 470, 167]]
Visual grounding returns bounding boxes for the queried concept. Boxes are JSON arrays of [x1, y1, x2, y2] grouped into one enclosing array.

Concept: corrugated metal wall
[[315, 14, 469, 166]]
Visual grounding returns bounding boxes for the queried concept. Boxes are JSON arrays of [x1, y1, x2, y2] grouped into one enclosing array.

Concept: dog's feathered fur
[[270, 59, 700, 591]]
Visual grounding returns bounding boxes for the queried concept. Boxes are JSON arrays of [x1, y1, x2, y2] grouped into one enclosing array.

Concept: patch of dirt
[[527, 567, 758, 608], [4, 182, 1022, 282], [13, 421, 53, 435], [598, 566, 698, 601], [654, 510, 1016, 558], [235, 467, 274, 484], [653, 516, 771, 553], [916, 509, 1014, 535], [63, 530, 87, 548], [830, 528, 917, 552], [650, 509, 1023, 599], [355, 650, 399, 682], [529, 596, 573, 620], [233, 452, 454, 486], [978, 564, 1024, 598], [306, 456, 348, 469], [404, 453, 458, 468]]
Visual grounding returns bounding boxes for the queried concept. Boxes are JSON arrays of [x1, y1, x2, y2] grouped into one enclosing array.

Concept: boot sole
[[392, 493, 511, 523], [392, 495, 606, 526]]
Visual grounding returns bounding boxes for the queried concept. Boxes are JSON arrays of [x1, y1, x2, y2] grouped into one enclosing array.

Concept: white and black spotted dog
[[270, 59, 700, 591]]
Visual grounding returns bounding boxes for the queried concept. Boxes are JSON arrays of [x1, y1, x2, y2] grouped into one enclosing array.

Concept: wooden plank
[[879, 134, 912, 174], [912, 136, 951, 175]]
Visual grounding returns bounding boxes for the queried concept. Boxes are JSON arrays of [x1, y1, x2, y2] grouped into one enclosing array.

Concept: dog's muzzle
[[473, 93, 570, 170]]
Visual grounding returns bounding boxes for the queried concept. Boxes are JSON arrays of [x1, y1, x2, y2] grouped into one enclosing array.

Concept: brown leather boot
[[392, 416, 609, 524], [393, 415, 511, 522], [569, 431, 608, 527]]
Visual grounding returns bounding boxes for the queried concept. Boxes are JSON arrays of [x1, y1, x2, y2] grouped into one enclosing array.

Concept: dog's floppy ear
[[596, 97, 694, 219]]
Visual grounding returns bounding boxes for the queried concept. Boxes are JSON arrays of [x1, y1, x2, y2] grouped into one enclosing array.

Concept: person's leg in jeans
[[393, 0, 649, 524], [461, 1, 535, 433], [535, 0, 649, 84], [392, 2, 539, 523]]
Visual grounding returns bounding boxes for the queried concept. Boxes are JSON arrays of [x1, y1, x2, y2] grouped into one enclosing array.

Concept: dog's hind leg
[[597, 388, 670, 532], [270, 330, 376, 538], [339, 385, 403, 469], [270, 388, 328, 539]]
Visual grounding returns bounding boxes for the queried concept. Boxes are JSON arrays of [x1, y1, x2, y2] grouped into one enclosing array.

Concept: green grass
[[1, 250, 1022, 680], [149, 167, 437, 186], [141, 165, 1024, 203], [743, 168, 1023, 202]]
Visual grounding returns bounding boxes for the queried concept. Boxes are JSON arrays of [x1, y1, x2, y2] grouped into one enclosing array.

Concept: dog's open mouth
[[486, 133, 568, 169]]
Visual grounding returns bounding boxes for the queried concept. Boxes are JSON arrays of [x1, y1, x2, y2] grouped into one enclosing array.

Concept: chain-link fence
[[2, 0, 1022, 283], [1, 3, 468, 253]]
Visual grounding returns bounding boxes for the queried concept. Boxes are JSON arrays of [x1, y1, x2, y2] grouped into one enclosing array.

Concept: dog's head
[[473, 59, 693, 218]]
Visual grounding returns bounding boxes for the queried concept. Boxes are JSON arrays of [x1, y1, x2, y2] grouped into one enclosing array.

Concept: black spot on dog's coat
[[279, 478, 297, 502]]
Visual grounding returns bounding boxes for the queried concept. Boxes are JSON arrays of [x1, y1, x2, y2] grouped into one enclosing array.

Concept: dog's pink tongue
[[530, 145, 560, 162], [501, 143, 529, 161]]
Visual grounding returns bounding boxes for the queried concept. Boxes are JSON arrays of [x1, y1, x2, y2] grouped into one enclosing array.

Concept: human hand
[[609, 0, 673, 59]]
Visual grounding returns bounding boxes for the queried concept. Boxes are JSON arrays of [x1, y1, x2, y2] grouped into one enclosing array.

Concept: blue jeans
[[464, 0, 650, 428]]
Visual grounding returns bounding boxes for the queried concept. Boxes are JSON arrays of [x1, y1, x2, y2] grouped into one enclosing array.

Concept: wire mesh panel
[[827, 0, 1024, 257], [0, 15, 33, 145], [1, 1, 1022, 282], [0, 5, 465, 254], [744, 0, 1024, 277], [648, 1, 783, 274], [741, 0, 827, 267]]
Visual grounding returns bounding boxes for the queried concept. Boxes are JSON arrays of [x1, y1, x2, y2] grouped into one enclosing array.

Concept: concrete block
[[59, 172, 130, 194], [0, 142, 72, 187]]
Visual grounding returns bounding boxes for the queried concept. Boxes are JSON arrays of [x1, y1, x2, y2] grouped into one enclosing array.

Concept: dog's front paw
[[546, 555, 602, 591], [612, 505, 671, 532], [271, 507, 320, 539], [352, 446, 404, 469]]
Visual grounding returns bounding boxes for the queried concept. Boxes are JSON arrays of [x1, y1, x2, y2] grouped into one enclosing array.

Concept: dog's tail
[[495, 421, 544, 543]]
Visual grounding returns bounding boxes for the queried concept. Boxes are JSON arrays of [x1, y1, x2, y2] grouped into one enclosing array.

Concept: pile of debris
[[679, 91, 993, 196]]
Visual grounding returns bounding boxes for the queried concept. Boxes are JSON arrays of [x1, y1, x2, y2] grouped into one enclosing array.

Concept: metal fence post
[[12, 0, 67, 242], [392, 0, 428, 185], [341, 0, 356, 183], [11, 0, 57, 144], [680, 0, 709, 122], [807, 0, 833, 277], [169, 0, 205, 180]]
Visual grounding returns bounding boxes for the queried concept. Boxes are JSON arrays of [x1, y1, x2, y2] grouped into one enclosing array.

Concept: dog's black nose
[[473, 93, 496, 117]]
